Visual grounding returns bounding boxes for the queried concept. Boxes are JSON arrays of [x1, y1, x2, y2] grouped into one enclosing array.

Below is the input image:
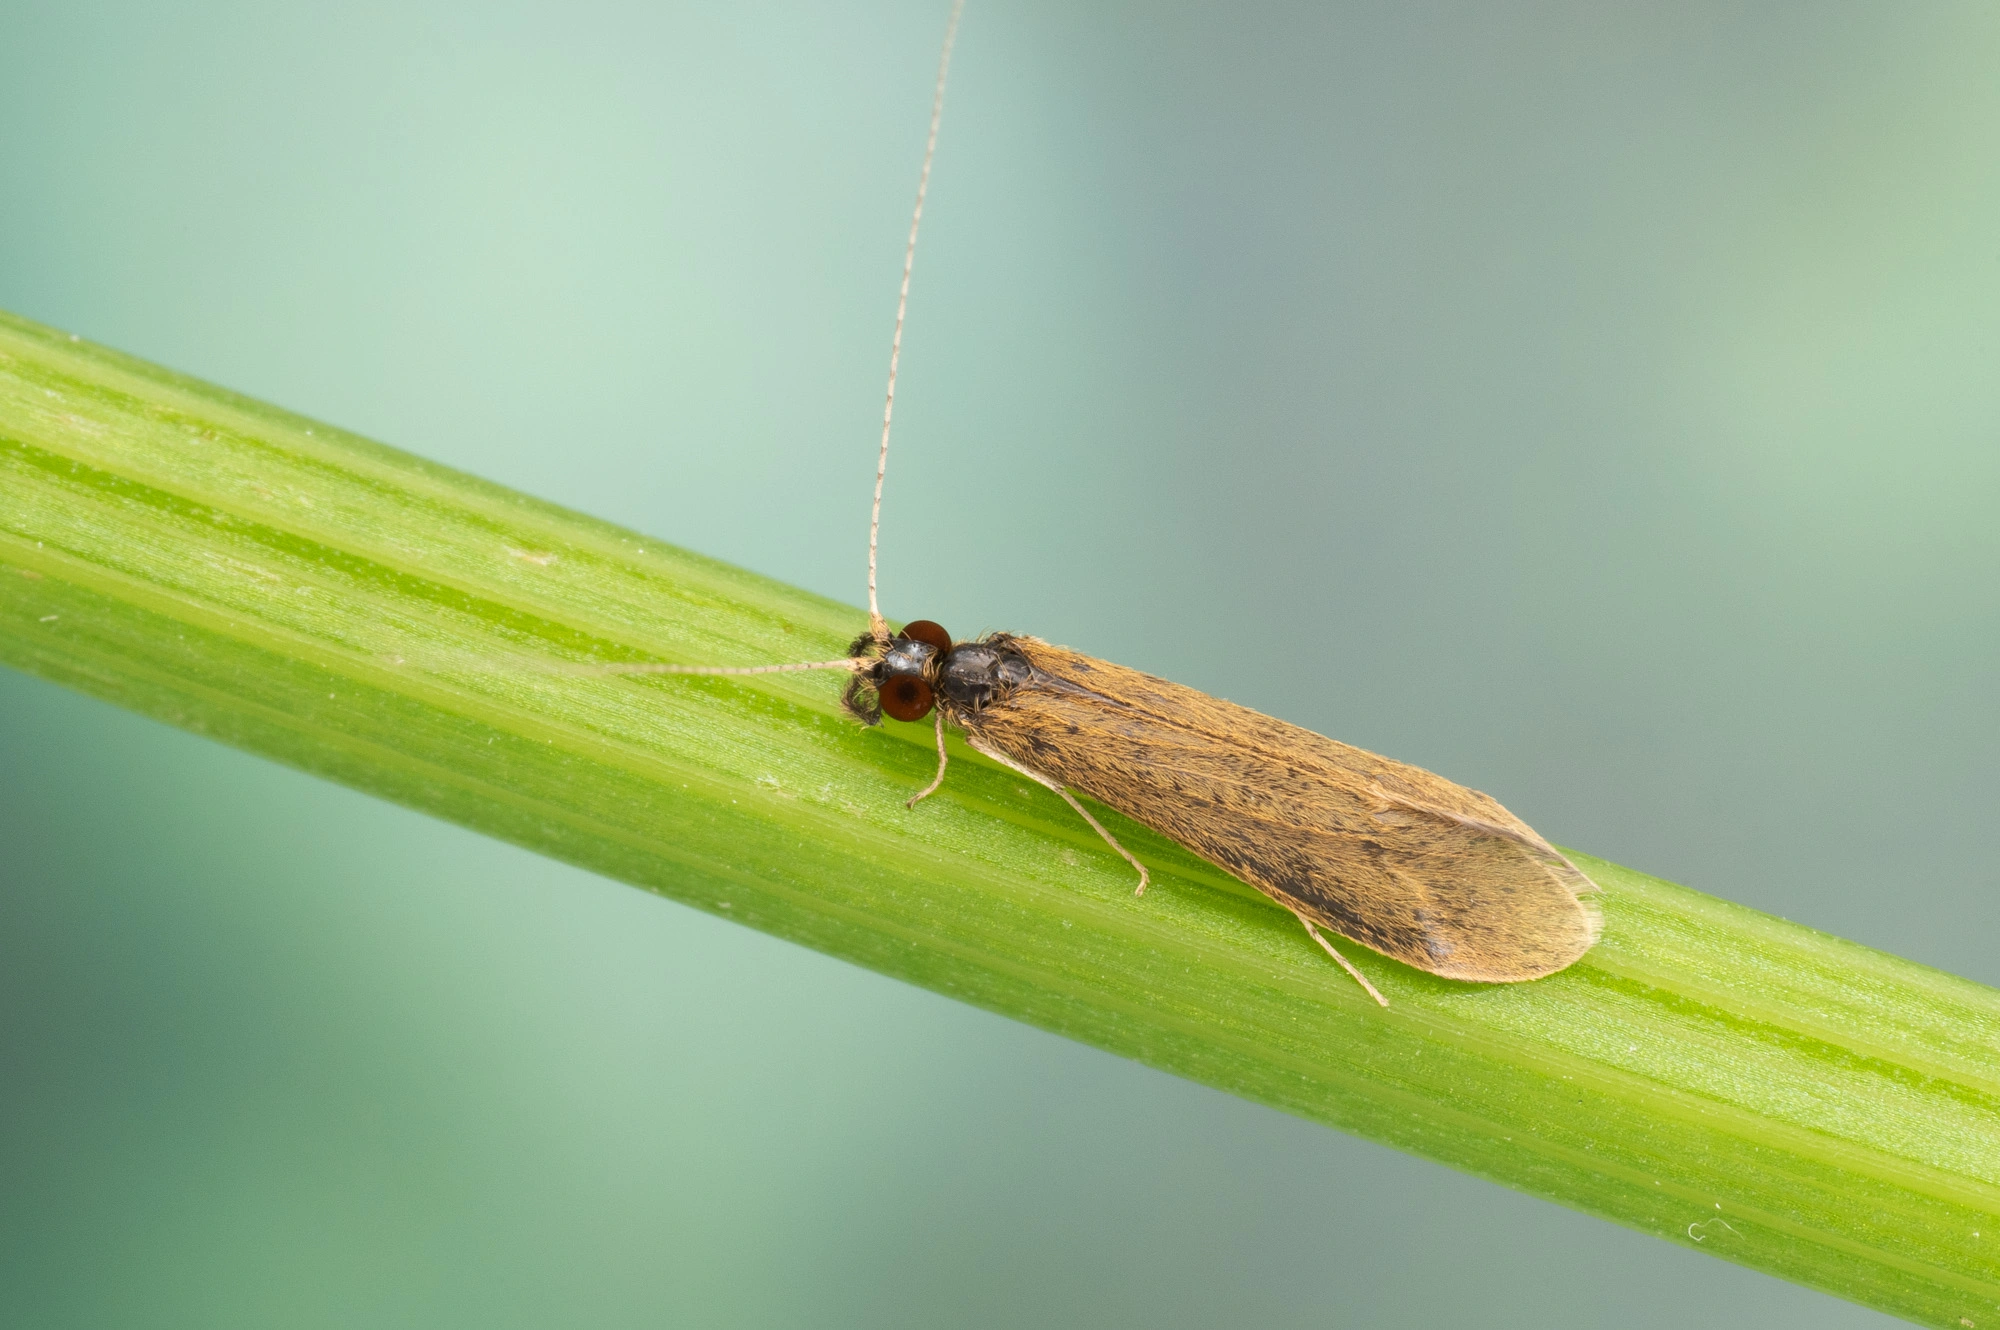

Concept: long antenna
[[869, 0, 965, 645], [559, 658, 862, 678]]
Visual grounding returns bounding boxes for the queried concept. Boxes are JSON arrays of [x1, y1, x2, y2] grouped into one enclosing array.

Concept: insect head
[[842, 619, 1031, 725]]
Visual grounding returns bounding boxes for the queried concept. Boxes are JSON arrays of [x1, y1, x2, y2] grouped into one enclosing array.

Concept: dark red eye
[[897, 620, 953, 655], [880, 676, 935, 723]]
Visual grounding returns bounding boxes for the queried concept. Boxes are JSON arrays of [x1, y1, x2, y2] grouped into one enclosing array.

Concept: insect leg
[[1287, 906, 1389, 1007], [906, 710, 950, 808], [963, 734, 1150, 896], [1054, 788, 1151, 897]]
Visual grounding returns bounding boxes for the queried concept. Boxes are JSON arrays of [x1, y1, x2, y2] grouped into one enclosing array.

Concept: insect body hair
[[841, 630, 887, 724], [842, 672, 884, 726]]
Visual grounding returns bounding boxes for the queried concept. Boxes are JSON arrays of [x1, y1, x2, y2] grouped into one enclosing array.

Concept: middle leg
[[962, 733, 1150, 895], [1288, 906, 1389, 1007]]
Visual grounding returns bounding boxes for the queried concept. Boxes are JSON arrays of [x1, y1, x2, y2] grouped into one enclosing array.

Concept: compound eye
[[879, 675, 935, 723], [897, 620, 953, 655]]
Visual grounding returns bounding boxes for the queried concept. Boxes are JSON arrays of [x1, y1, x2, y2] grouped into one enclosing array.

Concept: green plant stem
[[1, 308, 1994, 1326]]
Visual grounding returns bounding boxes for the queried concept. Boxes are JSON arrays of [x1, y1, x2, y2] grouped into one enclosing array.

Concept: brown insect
[[628, 1, 1599, 1005]]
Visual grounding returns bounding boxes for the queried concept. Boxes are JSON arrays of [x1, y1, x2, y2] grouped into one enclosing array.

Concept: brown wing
[[959, 637, 1599, 982]]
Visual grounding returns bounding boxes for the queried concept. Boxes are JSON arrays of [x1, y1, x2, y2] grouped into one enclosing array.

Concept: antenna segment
[[869, 0, 965, 645], [563, 658, 863, 678]]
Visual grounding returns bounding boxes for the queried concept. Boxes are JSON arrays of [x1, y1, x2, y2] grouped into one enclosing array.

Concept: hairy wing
[[963, 638, 1598, 982]]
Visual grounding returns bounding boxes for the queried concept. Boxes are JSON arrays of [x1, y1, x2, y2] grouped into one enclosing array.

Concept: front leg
[[906, 709, 950, 809]]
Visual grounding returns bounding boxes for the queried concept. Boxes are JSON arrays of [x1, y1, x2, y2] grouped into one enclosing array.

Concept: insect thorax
[[936, 637, 1032, 714]]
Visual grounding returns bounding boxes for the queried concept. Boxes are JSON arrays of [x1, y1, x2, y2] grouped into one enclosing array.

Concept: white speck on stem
[[39, 614, 58, 623]]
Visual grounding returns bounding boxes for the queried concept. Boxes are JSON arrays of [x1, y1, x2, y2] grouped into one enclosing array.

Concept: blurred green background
[[4, 2, 1997, 1326]]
